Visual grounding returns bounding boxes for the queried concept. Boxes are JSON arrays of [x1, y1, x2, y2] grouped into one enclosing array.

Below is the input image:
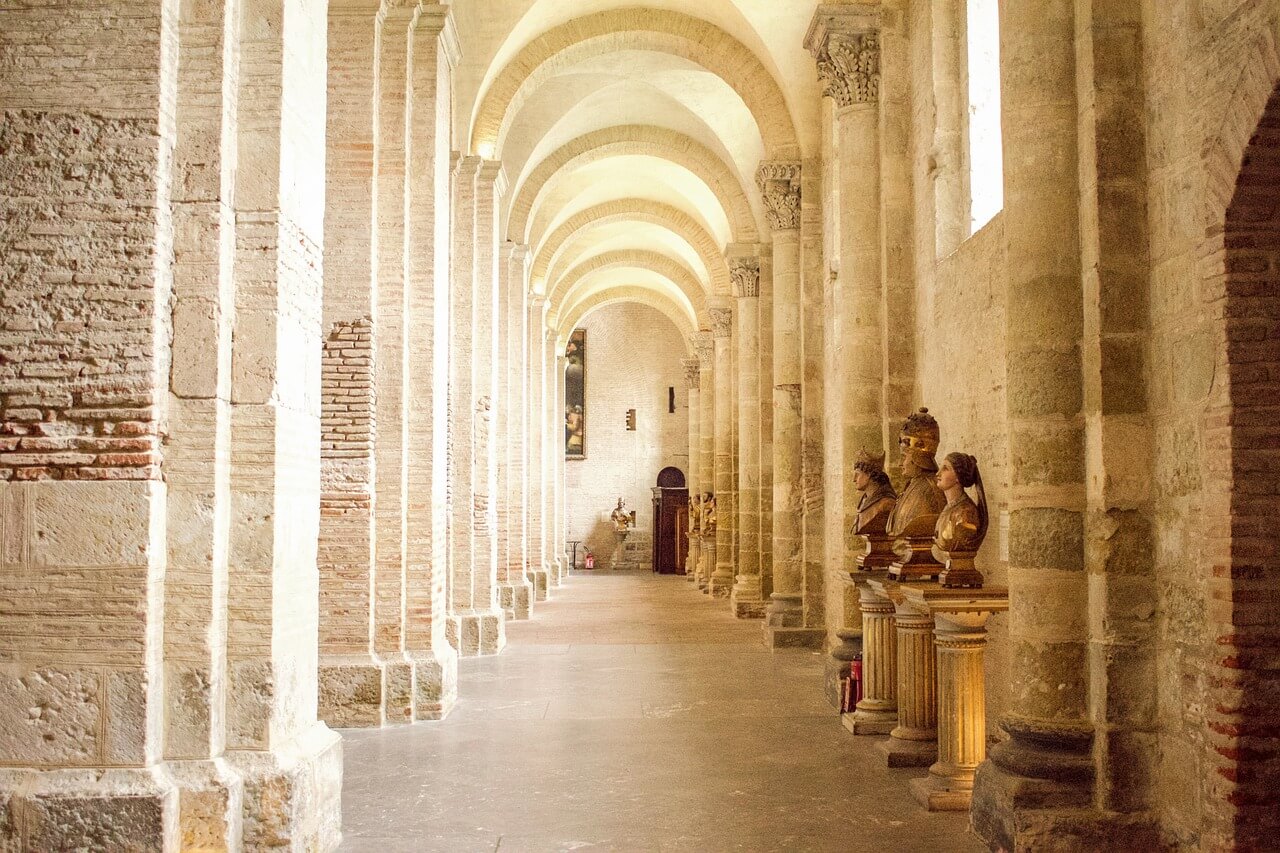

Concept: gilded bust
[[885, 408, 946, 538], [933, 452, 989, 588], [853, 449, 897, 536]]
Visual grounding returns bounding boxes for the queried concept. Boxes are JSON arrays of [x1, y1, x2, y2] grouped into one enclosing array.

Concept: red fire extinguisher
[[584, 552, 595, 570], [850, 654, 864, 710]]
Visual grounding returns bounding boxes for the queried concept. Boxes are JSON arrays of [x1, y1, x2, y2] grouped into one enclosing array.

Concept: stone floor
[[338, 571, 984, 852]]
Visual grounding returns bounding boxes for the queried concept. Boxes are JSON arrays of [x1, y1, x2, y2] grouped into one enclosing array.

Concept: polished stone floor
[[338, 571, 983, 852]]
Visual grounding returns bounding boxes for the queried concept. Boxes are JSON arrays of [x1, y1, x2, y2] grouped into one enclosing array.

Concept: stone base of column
[[0, 766, 180, 850], [762, 593, 824, 649], [408, 647, 458, 721], [824, 628, 861, 708], [841, 705, 896, 735], [709, 563, 735, 598], [318, 653, 413, 728], [498, 580, 533, 620], [877, 732, 937, 767], [551, 557, 567, 586], [226, 722, 343, 851], [446, 609, 507, 657], [910, 766, 972, 812], [530, 566, 551, 600], [730, 574, 766, 619], [168, 758, 244, 850]]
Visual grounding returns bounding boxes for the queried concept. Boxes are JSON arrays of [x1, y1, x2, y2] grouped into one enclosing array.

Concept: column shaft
[[710, 306, 735, 597], [732, 286, 764, 617]]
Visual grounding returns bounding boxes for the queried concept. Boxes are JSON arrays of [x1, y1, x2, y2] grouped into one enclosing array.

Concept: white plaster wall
[[564, 303, 689, 563]]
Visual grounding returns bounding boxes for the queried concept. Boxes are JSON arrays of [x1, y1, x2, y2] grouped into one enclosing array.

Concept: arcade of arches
[[1, 1, 1279, 850]]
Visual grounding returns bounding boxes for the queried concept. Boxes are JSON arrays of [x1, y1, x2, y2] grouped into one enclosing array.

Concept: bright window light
[[967, 0, 1003, 233]]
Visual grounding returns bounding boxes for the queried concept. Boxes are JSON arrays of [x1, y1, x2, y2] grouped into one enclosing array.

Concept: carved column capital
[[709, 306, 733, 338], [805, 5, 881, 107], [692, 332, 715, 369], [755, 162, 802, 232], [729, 257, 761, 298], [682, 357, 701, 390]]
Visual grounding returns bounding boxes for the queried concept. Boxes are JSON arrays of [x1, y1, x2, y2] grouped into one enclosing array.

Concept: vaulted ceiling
[[450, 0, 822, 349]]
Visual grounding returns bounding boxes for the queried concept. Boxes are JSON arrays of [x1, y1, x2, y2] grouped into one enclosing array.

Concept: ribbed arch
[[546, 250, 709, 323], [556, 286, 698, 353], [531, 199, 731, 296], [508, 125, 759, 243], [470, 9, 800, 160]]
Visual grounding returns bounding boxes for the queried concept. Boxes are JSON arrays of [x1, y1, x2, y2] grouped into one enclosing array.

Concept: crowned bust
[[886, 408, 947, 580]]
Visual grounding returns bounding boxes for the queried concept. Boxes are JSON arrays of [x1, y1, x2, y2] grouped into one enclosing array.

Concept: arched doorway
[[651, 466, 688, 574], [1205, 75, 1280, 849]]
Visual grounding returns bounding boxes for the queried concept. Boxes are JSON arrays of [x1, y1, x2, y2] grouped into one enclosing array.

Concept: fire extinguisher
[[849, 653, 864, 711], [584, 552, 595, 570]]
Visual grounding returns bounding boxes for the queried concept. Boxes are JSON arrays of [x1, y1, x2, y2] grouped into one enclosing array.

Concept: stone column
[[544, 328, 565, 588], [844, 582, 898, 735], [683, 356, 702, 580], [731, 259, 765, 617], [710, 303, 736, 598], [499, 243, 534, 619], [223, 0, 342, 842], [526, 298, 551, 599], [693, 332, 716, 589], [470, 159, 507, 654], [759, 162, 823, 648], [971, 1, 1093, 845], [403, 3, 461, 721], [901, 586, 1010, 812], [758, 247, 775, 600]]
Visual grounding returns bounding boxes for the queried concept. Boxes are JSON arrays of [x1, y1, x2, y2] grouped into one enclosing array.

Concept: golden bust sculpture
[[689, 494, 701, 534], [611, 498, 632, 533], [886, 408, 947, 580], [933, 452, 988, 588], [703, 493, 717, 534], [852, 449, 898, 569]]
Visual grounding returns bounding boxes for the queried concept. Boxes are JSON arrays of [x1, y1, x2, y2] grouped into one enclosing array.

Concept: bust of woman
[[932, 452, 988, 588]]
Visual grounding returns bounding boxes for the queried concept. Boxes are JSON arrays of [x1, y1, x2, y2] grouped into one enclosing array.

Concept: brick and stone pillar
[[731, 259, 765, 617], [527, 297, 551, 599], [498, 243, 534, 619], [710, 303, 736, 598], [693, 332, 716, 589], [544, 329, 564, 587], [470, 159, 508, 652], [554, 348, 569, 580], [402, 3, 461, 721], [683, 356, 702, 580], [222, 0, 342, 843], [759, 162, 822, 648], [972, 0, 1093, 845]]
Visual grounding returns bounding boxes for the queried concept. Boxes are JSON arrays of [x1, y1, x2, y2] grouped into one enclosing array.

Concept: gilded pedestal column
[[875, 585, 939, 768], [710, 303, 736, 598], [843, 579, 898, 735]]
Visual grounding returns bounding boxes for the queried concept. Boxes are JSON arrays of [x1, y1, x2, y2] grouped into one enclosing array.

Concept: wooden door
[[653, 489, 688, 574]]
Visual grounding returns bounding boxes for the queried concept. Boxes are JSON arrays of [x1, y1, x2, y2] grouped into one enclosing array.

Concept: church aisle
[[337, 572, 981, 852]]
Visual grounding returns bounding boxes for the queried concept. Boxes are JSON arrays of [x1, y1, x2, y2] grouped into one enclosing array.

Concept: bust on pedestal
[[886, 409, 946, 581]]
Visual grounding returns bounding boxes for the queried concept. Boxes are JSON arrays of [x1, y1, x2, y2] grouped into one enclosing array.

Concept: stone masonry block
[[0, 668, 100, 766], [1007, 508, 1084, 571]]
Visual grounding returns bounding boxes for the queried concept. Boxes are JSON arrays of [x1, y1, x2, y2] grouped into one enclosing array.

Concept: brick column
[[403, 3, 460, 720], [544, 329, 563, 588], [223, 0, 342, 844], [498, 243, 534, 618], [526, 297, 551, 599], [554, 348, 569, 580], [731, 259, 765, 617], [710, 303, 736, 598]]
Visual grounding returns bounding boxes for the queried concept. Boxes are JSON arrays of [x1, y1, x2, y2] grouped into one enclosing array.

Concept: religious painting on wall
[[565, 329, 586, 458]]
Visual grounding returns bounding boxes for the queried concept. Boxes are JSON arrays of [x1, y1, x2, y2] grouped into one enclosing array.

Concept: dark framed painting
[[565, 329, 585, 459]]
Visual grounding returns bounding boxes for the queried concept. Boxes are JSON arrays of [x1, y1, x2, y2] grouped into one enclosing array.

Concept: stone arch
[[1201, 55, 1280, 849], [556, 286, 698, 353], [546, 249, 710, 323], [470, 9, 800, 160], [508, 126, 760, 243], [532, 199, 731, 295]]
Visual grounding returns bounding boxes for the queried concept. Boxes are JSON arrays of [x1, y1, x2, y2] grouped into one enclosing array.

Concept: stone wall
[[564, 303, 690, 566]]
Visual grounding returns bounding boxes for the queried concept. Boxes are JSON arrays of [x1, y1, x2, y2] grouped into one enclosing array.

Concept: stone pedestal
[[687, 531, 702, 583], [901, 587, 1009, 811], [610, 530, 651, 571], [843, 574, 897, 734], [870, 579, 938, 767]]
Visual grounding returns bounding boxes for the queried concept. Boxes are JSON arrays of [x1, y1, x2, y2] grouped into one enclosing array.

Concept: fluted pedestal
[[870, 579, 938, 767], [902, 587, 1009, 811], [843, 574, 896, 734], [687, 532, 702, 582], [699, 540, 716, 591]]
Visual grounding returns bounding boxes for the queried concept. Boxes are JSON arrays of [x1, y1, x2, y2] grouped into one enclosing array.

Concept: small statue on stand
[[611, 497, 632, 533], [886, 408, 947, 581], [702, 493, 717, 534], [853, 449, 898, 569], [689, 494, 702, 533], [933, 452, 988, 588]]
